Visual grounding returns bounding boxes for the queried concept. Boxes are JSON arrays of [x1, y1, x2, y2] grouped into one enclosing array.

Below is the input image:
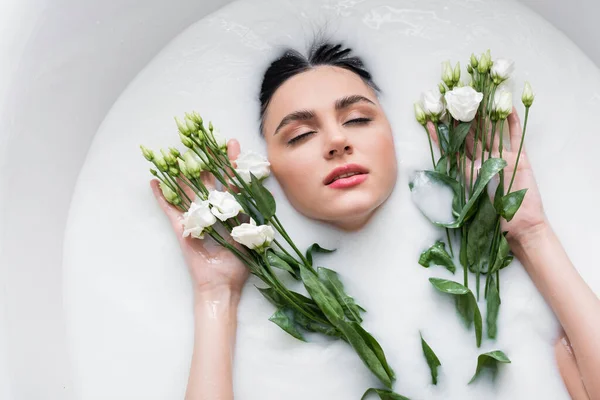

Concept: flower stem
[[507, 107, 530, 193], [423, 125, 436, 167]]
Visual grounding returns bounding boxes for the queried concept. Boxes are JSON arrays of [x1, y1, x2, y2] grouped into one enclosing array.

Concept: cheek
[[269, 146, 321, 198]]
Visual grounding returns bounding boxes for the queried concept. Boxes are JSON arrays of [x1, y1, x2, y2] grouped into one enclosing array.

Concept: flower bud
[[140, 145, 154, 161], [185, 117, 198, 134], [438, 83, 446, 95], [180, 133, 194, 148], [160, 182, 181, 205], [178, 159, 190, 178], [453, 62, 461, 84], [441, 60, 454, 88], [155, 156, 168, 172], [477, 52, 489, 74], [169, 147, 180, 158], [414, 102, 427, 126], [168, 166, 180, 177], [150, 168, 158, 176], [192, 111, 203, 125], [522, 81, 535, 107], [161, 149, 177, 166], [183, 151, 203, 178], [208, 121, 214, 132], [492, 84, 513, 120], [175, 117, 190, 136], [470, 53, 479, 68], [466, 64, 473, 74]]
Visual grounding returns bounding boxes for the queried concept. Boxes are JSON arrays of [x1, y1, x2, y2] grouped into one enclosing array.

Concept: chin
[[325, 191, 382, 224]]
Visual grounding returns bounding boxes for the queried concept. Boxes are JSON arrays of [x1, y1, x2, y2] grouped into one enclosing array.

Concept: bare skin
[[151, 141, 248, 400], [427, 108, 600, 399]]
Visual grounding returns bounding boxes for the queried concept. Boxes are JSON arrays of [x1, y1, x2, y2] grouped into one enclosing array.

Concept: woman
[[151, 39, 600, 399]]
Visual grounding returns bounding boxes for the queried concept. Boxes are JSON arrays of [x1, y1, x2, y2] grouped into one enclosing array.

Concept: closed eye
[[287, 131, 316, 146], [344, 117, 372, 125]]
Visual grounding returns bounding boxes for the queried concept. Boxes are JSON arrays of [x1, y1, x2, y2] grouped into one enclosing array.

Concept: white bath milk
[[62, 0, 600, 398]]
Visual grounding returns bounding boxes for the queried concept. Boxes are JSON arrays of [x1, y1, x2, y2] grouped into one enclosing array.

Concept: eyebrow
[[273, 94, 376, 135]]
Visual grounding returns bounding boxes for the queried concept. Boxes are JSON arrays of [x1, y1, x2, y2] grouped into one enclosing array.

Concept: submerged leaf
[[362, 388, 411, 400], [429, 278, 482, 347], [437, 123, 450, 154], [318, 267, 365, 322], [500, 189, 527, 222], [420, 332, 442, 385], [409, 170, 462, 225], [469, 350, 511, 384], [419, 241, 456, 273]]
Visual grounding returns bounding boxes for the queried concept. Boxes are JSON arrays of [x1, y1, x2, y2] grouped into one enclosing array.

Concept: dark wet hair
[[258, 39, 381, 135]]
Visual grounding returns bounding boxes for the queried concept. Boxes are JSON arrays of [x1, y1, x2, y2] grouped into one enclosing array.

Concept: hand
[[427, 107, 547, 243], [150, 140, 249, 297]]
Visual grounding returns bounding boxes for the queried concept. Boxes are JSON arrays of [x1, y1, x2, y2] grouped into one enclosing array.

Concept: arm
[[186, 288, 241, 400], [511, 222, 600, 399]]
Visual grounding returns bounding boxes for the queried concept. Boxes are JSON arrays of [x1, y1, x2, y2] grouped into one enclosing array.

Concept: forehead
[[263, 66, 377, 130]]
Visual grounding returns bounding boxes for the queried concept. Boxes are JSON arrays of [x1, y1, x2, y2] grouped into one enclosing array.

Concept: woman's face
[[262, 66, 398, 230]]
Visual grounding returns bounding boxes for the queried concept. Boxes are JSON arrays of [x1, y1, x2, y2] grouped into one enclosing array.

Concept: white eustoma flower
[[444, 86, 484, 122], [490, 58, 515, 84], [181, 199, 216, 239], [231, 221, 275, 250], [208, 190, 243, 221], [421, 89, 445, 119], [235, 151, 271, 183], [492, 84, 513, 119]]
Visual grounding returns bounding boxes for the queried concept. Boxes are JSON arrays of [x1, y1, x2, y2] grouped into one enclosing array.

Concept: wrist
[[508, 219, 552, 249], [194, 286, 241, 311]]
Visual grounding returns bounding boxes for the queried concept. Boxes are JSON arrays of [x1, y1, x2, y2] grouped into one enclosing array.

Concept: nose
[[324, 129, 353, 159]]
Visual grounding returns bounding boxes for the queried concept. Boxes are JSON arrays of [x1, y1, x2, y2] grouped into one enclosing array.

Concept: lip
[[324, 163, 369, 188]]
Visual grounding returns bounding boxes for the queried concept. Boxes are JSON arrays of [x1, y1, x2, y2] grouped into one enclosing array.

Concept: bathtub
[[0, 0, 598, 399]]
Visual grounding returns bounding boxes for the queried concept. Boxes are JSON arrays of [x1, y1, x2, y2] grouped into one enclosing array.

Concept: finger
[[150, 180, 184, 234], [227, 139, 241, 167], [226, 139, 242, 192], [508, 107, 525, 153], [177, 177, 196, 200], [426, 121, 438, 146], [200, 171, 216, 190]]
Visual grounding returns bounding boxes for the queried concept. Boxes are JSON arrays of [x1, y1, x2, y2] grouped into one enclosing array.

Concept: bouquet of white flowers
[[412, 50, 534, 384], [141, 114, 407, 398]]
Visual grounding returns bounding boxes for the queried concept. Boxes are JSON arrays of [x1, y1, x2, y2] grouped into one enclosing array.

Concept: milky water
[[62, 0, 600, 398]]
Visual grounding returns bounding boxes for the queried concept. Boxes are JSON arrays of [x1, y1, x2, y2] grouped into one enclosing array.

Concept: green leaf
[[420, 332, 442, 385], [336, 320, 394, 388], [317, 267, 365, 322], [299, 265, 345, 323], [435, 156, 448, 174], [447, 158, 507, 228], [256, 286, 285, 308], [429, 278, 482, 347], [268, 308, 306, 342], [236, 193, 265, 225], [469, 350, 511, 384], [249, 173, 276, 220], [361, 388, 411, 400], [500, 189, 527, 222], [266, 250, 300, 280], [490, 233, 510, 274], [493, 177, 505, 212], [352, 322, 396, 381], [486, 275, 501, 339], [450, 122, 472, 153], [418, 241, 456, 274], [437, 123, 450, 154], [305, 243, 335, 266], [466, 194, 497, 267], [293, 312, 342, 339]]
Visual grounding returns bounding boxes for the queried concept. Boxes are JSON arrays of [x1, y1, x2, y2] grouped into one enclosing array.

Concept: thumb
[[227, 138, 241, 166], [150, 179, 184, 234]]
